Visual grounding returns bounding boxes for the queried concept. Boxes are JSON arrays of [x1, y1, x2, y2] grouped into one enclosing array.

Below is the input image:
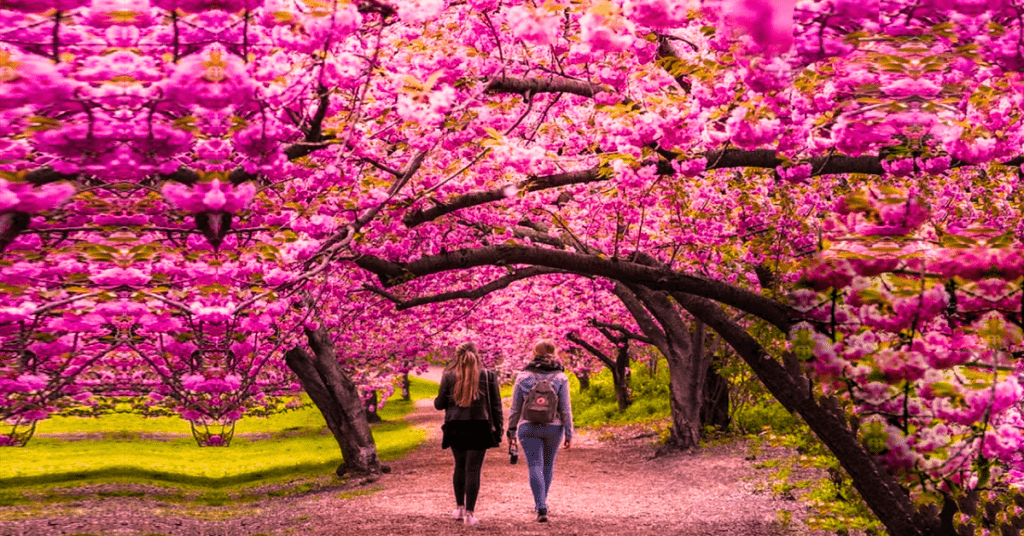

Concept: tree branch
[[565, 334, 610, 370], [656, 36, 691, 93], [362, 266, 565, 310], [402, 168, 599, 227], [590, 320, 653, 345], [484, 76, 612, 98], [353, 244, 794, 332], [401, 148, 891, 228], [610, 281, 670, 352], [566, 332, 616, 370]]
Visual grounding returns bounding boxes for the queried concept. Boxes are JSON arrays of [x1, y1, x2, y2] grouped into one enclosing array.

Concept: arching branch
[[403, 168, 599, 227], [401, 149, 889, 228], [566, 332, 616, 370], [362, 266, 566, 309], [668, 290, 932, 536], [353, 244, 794, 333], [590, 320, 653, 345]]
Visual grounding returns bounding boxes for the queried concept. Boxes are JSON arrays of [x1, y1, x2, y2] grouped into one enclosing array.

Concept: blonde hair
[[532, 340, 556, 359], [447, 342, 482, 407]]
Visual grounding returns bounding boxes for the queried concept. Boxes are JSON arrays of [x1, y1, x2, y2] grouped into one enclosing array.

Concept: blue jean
[[517, 423, 563, 511]]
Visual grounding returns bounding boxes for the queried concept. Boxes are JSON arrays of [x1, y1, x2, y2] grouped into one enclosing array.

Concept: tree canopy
[[3, 1, 1024, 534]]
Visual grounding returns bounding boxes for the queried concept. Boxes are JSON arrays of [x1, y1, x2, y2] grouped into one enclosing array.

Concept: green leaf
[[856, 288, 888, 305], [928, 381, 959, 398]]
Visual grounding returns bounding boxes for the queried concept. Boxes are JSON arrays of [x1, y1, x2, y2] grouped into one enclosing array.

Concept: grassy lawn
[[0, 377, 439, 490]]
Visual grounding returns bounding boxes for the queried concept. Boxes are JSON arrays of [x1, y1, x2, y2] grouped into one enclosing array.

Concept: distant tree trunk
[[694, 327, 730, 431], [611, 342, 631, 412], [401, 371, 411, 401], [576, 369, 590, 391], [565, 333, 632, 411], [700, 360, 730, 430], [364, 390, 382, 423], [284, 325, 386, 478]]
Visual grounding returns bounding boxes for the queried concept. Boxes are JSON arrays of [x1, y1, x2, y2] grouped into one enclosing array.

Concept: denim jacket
[[507, 369, 573, 441]]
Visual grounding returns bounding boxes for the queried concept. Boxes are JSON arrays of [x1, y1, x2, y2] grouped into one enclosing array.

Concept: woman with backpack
[[506, 340, 574, 523], [434, 342, 503, 526]]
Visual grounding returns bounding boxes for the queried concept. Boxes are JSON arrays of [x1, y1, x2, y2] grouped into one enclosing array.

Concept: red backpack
[[523, 378, 558, 424]]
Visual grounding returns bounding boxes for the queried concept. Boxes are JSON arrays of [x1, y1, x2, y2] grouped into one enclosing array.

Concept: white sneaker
[[452, 507, 464, 521], [464, 512, 479, 526]]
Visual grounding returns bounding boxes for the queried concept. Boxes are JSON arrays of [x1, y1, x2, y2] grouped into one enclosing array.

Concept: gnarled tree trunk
[[622, 284, 703, 450], [284, 325, 386, 478]]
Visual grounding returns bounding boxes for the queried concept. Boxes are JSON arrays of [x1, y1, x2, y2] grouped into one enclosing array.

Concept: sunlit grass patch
[[0, 377, 435, 491]]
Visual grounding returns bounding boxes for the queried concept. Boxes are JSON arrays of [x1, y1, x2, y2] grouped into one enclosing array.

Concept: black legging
[[451, 448, 487, 512]]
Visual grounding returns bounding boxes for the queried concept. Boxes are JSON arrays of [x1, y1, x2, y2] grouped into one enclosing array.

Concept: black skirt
[[441, 420, 496, 451]]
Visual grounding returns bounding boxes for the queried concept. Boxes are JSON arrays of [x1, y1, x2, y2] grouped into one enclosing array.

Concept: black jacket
[[434, 370, 503, 434]]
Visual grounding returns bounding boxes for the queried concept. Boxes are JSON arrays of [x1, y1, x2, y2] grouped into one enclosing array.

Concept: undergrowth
[[749, 426, 885, 535], [570, 361, 671, 428]]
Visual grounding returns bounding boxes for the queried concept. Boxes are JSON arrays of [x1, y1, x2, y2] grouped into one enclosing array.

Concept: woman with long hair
[[434, 342, 503, 526], [507, 339, 573, 523]]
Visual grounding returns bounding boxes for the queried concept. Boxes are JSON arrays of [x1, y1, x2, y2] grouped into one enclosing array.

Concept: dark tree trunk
[[401, 371, 411, 401], [284, 325, 386, 478], [565, 333, 632, 411], [364, 390, 382, 423], [697, 330, 730, 431], [576, 369, 590, 391], [611, 343, 631, 412], [624, 285, 703, 450], [700, 363, 730, 430]]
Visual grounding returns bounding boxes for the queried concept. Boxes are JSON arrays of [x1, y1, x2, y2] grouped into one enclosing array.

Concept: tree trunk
[[401, 371, 411, 401], [671, 291, 943, 536], [577, 369, 590, 391], [700, 363, 730, 430], [284, 325, 386, 478], [624, 285, 703, 450], [609, 283, 707, 449], [697, 329, 730, 431], [661, 336, 702, 449], [612, 343, 631, 412], [364, 390, 382, 423]]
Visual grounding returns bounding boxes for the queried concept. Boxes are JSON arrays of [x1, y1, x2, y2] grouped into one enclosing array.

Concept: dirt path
[[1, 375, 824, 536]]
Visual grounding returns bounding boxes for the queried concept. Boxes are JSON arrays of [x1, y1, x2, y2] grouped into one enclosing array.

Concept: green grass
[[36, 376, 437, 436], [569, 363, 672, 428], [0, 377, 438, 490], [733, 401, 800, 434]]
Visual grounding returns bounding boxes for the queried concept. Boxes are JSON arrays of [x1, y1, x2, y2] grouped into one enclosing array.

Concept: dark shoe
[[536, 508, 548, 523]]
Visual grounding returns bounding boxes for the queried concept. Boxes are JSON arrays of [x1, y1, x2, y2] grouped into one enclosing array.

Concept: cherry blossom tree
[[3, 1, 1024, 535]]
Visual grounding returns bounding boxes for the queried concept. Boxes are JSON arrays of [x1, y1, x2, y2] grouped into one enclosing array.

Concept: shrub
[[569, 361, 671, 428], [734, 401, 800, 435]]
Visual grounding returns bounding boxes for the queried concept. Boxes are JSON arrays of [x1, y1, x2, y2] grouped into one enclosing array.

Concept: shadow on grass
[[0, 459, 344, 490], [0, 378, 439, 509]]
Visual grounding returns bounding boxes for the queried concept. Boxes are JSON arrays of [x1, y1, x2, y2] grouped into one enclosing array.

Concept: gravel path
[[0, 372, 825, 536]]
